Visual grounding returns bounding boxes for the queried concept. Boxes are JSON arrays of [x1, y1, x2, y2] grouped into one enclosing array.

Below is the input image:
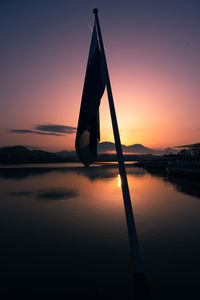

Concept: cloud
[[9, 129, 34, 134], [35, 124, 76, 134], [9, 129, 62, 136], [8, 124, 77, 136]]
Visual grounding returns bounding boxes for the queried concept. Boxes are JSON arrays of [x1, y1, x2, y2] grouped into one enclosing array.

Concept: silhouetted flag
[[75, 24, 105, 167]]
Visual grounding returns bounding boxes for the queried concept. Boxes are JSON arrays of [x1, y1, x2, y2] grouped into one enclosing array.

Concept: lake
[[0, 163, 200, 299]]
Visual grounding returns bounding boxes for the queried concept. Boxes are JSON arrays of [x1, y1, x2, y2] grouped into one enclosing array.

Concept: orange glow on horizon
[[1, 5, 199, 152]]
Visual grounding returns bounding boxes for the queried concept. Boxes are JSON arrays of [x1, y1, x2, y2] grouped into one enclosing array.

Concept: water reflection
[[145, 168, 200, 199], [0, 163, 200, 299], [0, 163, 146, 181], [9, 187, 78, 201], [1, 163, 199, 198], [117, 174, 121, 187]]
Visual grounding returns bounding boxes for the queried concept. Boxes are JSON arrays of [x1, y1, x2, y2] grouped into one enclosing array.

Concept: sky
[[0, 0, 200, 151]]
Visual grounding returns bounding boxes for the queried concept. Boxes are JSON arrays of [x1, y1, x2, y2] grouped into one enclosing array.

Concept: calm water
[[0, 163, 200, 299]]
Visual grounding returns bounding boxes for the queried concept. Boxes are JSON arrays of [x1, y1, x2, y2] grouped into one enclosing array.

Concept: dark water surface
[[0, 163, 200, 299]]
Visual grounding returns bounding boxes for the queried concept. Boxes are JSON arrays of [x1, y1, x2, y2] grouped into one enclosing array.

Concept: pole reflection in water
[[0, 163, 200, 299]]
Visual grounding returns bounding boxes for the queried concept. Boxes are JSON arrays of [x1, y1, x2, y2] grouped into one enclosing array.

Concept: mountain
[[55, 142, 159, 157], [55, 150, 76, 158], [125, 144, 161, 154], [97, 142, 116, 152], [55, 142, 177, 157], [0, 143, 179, 165], [0, 146, 68, 164], [98, 142, 162, 155]]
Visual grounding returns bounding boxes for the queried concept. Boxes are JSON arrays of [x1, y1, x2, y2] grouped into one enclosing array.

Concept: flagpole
[[93, 8, 148, 297]]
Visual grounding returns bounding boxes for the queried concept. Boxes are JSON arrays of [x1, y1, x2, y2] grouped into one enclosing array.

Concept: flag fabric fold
[[75, 23, 105, 167]]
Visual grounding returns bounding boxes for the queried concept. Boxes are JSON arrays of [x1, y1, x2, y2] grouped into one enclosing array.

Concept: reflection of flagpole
[[93, 8, 148, 298]]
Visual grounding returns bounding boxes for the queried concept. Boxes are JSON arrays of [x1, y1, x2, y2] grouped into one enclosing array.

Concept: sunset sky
[[1, 0, 200, 151]]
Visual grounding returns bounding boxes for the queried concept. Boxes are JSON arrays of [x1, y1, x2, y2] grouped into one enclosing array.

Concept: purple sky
[[0, 0, 200, 151]]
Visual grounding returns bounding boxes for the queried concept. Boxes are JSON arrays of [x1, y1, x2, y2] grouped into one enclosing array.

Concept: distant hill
[[125, 143, 161, 154], [55, 150, 76, 158], [97, 142, 115, 152], [54, 142, 178, 157], [0, 146, 68, 164], [54, 142, 160, 157], [98, 142, 163, 155], [0, 143, 179, 165]]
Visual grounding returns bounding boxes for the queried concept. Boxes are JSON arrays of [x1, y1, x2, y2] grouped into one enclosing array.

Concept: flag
[[75, 23, 105, 167]]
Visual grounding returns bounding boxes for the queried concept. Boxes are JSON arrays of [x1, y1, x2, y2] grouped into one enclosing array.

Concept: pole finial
[[93, 8, 98, 15]]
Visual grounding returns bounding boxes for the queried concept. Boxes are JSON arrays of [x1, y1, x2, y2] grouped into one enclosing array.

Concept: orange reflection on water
[[1, 164, 199, 237], [117, 174, 121, 187]]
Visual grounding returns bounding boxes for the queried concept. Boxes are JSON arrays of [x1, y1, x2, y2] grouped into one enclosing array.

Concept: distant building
[[176, 143, 200, 160]]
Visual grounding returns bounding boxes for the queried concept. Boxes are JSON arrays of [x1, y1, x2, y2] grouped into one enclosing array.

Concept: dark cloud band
[[9, 124, 77, 136], [35, 124, 76, 134], [9, 129, 63, 136]]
